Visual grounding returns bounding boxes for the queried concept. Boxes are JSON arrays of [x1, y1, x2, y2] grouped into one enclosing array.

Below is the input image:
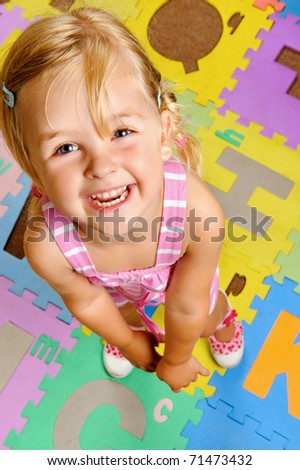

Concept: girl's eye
[[56, 143, 78, 155], [113, 129, 132, 139]]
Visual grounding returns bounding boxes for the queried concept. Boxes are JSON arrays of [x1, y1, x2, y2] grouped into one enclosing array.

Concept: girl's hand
[[156, 356, 210, 393], [119, 330, 162, 373]]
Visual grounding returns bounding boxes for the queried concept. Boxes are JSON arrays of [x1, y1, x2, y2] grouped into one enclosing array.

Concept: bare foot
[[214, 322, 235, 342]]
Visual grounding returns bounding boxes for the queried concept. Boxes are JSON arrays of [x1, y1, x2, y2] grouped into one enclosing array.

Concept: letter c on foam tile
[[154, 398, 174, 423], [53, 380, 146, 449]]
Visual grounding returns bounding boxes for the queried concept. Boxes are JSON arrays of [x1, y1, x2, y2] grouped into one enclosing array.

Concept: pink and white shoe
[[209, 301, 244, 368], [103, 343, 134, 378]]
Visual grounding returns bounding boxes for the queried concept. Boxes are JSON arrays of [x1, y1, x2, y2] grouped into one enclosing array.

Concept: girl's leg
[[103, 302, 145, 378], [119, 302, 144, 328], [202, 289, 244, 368], [201, 289, 234, 338]]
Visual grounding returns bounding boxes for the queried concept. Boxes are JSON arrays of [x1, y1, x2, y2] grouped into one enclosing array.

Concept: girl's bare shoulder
[[186, 169, 223, 218], [24, 205, 73, 287]]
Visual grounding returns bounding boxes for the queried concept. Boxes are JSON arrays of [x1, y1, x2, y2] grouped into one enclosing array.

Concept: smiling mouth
[[89, 185, 130, 208]]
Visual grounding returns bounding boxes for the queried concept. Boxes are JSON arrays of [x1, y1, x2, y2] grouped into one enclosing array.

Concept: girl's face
[[18, 64, 171, 239]]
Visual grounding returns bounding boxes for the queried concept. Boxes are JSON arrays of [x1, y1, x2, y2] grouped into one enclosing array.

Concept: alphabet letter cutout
[[244, 310, 300, 419]]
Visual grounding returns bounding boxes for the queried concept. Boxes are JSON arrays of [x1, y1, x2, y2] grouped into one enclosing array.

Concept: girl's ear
[[160, 110, 173, 161]]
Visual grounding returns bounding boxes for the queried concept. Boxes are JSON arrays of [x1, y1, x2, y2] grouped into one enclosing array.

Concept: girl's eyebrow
[[37, 111, 145, 145], [38, 131, 64, 145], [110, 111, 145, 121]]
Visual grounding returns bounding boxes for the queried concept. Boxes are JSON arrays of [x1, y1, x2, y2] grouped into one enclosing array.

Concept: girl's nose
[[84, 141, 118, 180]]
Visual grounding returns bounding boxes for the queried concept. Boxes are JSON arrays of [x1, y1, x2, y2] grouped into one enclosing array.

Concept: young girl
[[0, 7, 243, 392]]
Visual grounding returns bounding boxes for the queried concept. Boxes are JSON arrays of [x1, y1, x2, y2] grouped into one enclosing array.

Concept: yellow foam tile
[[197, 108, 300, 276], [4, 0, 60, 20], [125, 0, 274, 106], [71, 0, 141, 21]]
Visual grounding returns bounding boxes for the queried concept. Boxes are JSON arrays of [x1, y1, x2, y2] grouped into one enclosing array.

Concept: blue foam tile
[[182, 398, 288, 449], [0, 250, 73, 324], [205, 276, 300, 449], [0, 173, 31, 248], [278, 0, 300, 18]]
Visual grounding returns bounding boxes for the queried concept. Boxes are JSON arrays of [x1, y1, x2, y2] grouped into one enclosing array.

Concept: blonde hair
[[0, 7, 202, 204]]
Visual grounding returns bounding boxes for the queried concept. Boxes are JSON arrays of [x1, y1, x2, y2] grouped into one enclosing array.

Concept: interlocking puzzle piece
[[253, 0, 286, 12], [0, 173, 30, 245], [197, 108, 300, 277], [206, 276, 300, 449], [220, 14, 300, 149], [243, 309, 300, 421], [278, 0, 300, 18], [173, 86, 216, 134], [0, 174, 71, 322], [219, 250, 269, 326], [0, 169, 73, 324], [3, 0, 60, 21], [0, 250, 73, 323], [0, 137, 26, 218], [0, 4, 31, 47], [71, 0, 141, 21], [274, 228, 300, 291], [0, 276, 79, 449], [126, 0, 274, 106], [209, 146, 294, 235], [183, 397, 288, 449], [5, 328, 204, 450]]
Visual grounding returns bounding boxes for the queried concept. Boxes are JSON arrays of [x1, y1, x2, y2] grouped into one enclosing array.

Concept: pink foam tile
[[0, 276, 80, 449], [0, 136, 24, 208], [253, 0, 286, 12]]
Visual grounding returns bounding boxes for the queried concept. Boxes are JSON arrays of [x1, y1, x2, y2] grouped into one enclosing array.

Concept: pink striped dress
[[42, 156, 218, 342]]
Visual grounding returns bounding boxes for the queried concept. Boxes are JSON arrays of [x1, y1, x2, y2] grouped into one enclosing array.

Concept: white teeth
[[90, 188, 129, 208], [91, 185, 127, 201]]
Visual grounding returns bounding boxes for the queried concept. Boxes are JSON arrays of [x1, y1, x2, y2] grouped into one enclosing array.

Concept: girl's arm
[[24, 222, 149, 355], [156, 171, 224, 391]]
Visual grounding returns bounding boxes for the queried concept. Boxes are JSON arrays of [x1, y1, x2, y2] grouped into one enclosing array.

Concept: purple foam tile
[[219, 14, 300, 149], [0, 5, 31, 44]]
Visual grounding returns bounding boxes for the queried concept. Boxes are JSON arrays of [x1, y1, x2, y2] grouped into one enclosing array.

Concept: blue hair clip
[[2, 83, 15, 108], [157, 87, 162, 109]]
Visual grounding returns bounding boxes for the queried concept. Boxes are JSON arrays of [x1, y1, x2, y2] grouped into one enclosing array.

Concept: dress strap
[[155, 156, 187, 266], [41, 197, 97, 276]]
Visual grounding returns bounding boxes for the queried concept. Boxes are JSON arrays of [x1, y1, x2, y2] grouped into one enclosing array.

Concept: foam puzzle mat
[[0, 0, 299, 450]]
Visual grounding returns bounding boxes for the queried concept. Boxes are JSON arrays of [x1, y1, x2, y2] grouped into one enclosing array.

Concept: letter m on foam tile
[[30, 334, 60, 365]]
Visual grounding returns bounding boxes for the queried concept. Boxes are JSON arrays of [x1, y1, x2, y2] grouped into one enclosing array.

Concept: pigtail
[[27, 184, 43, 217], [28, 196, 42, 218], [159, 83, 202, 176], [174, 131, 202, 176]]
